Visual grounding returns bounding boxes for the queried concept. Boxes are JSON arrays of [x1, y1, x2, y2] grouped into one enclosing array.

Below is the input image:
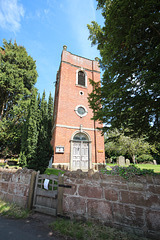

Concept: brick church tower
[[50, 46, 105, 171]]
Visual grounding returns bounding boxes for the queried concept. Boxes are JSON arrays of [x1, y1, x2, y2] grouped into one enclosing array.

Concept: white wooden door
[[72, 142, 81, 170], [72, 141, 89, 170], [81, 142, 89, 170]]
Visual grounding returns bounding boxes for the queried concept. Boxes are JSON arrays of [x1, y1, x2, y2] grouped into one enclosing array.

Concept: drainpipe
[[92, 60, 97, 170]]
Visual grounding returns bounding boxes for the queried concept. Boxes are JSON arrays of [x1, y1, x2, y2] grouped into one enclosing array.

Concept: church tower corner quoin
[[50, 46, 105, 171]]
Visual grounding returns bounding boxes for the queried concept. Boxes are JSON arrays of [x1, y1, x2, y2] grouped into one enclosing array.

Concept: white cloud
[[0, 0, 24, 33], [35, 9, 41, 18], [44, 9, 49, 15]]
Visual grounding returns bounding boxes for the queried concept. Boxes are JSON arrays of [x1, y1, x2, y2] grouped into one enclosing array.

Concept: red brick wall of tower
[[50, 48, 105, 170]]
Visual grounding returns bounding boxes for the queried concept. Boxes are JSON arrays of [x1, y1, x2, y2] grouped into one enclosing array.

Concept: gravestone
[[126, 159, 130, 165], [117, 156, 125, 166], [153, 159, 157, 165], [48, 156, 53, 168]]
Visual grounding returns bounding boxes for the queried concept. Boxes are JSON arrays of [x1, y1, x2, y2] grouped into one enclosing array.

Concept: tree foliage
[[0, 39, 54, 172], [0, 39, 38, 155], [105, 129, 155, 163], [0, 39, 37, 120], [88, 0, 160, 143], [36, 91, 53, 173], [20, 88, 39, 168], [20, 91, 54, 173]]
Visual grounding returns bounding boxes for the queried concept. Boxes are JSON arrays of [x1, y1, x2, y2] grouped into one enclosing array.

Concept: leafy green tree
[[0, 39, 38, 155], [105, 129, 155, 163], [88, 0, 160, 143], [0, 39, 54, 170], [0, 39, 37, 120]]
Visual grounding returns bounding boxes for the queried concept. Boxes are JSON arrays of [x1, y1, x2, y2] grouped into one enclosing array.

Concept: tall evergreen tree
[[36, 91, 53, 173], [36, 91, 49, 172], [20, 91, 54, 172], [47, 92, 54, 161], [20, 88, 39, 168], [0, 39, 38, 155], [48, 92, 54, 142]]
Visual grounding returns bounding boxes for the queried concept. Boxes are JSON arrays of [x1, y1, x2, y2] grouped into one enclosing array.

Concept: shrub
[[137, 154, 153, 163], [101, 165, 156, 179]]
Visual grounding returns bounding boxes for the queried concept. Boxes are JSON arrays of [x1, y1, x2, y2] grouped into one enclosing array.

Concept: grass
[[106, 163, 160, 173], [0, 199, 30, 218], [50, 218, 149, 240], [134, 164, 160, 173], [44, 168, 64, 176]]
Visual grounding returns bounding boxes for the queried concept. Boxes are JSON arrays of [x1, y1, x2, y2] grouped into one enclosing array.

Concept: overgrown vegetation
[[0, 199, 29, 218], [50, 218, 149, 240], [101, 165, 159, 179]]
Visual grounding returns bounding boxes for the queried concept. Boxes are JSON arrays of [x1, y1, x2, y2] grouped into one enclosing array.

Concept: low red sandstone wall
[[62, 170, 160, 240], [0, 168, 35, 208]]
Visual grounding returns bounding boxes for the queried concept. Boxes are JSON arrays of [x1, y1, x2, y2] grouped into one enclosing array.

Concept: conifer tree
[[36, 91, 48, 172], [36, 91, 53, 173], [47, 92, 54, 161], [20, 91, 54, 172], [20, 88, 38, 168], [48, 92, 54, 141]]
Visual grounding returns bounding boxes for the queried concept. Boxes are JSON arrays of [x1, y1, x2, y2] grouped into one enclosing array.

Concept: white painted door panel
[[72, 141, 89, 170]]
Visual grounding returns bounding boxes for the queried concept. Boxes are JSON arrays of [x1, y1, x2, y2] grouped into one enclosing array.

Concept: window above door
[[75, 105, 88, 118], [73, 133, 89, 141]]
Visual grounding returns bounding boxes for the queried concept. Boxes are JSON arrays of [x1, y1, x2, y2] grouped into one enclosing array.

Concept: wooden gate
[[33, 171, 60, 216]]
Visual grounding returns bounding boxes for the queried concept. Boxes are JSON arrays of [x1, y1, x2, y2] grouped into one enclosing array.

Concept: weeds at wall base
[[0, 199, 30, 219], [50, 218, 149, 240]]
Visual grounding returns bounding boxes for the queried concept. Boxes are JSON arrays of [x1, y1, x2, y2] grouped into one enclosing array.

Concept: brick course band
[[56, 124, 98, 131]]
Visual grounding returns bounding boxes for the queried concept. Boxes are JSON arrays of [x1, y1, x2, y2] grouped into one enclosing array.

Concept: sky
[[0, 0, 104, 100]]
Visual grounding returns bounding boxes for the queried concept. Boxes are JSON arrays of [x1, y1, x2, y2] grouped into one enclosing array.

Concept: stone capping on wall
[[0, 168, 36, 208], [62, 169, 160, 240]]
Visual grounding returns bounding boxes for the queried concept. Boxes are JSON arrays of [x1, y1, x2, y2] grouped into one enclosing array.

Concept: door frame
[[70, 131, 92, 171]]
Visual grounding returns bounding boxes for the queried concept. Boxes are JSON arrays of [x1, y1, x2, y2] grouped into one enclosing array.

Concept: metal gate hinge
[[58, 184, 72, 188]]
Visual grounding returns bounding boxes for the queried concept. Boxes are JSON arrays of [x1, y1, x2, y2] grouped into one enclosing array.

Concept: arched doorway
[[70, 132, 91, 171]]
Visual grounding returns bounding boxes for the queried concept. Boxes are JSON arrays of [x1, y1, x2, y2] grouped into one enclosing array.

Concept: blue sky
[[0, 0, 104, 100]]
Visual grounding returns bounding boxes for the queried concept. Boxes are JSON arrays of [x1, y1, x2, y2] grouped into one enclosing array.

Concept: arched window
[[76, 69, 87, 87], [78, 71, 85, 86], [73, 133, 88, 141]]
